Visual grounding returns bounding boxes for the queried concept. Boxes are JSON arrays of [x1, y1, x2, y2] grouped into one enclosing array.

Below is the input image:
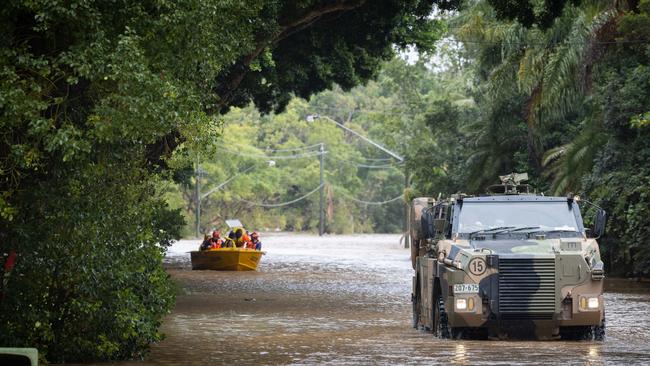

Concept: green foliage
[[174, 54, 484, 236], [0, 162, 182, 362], [580, 2, 650, 275], [1, 0, 443, 361], [448, 0, 650, 276], [177, 96, 403, 235], [214, 0, 445, 113], [486, 0, 577, 29]]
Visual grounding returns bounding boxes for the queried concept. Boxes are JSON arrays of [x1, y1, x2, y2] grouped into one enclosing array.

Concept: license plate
[[454, 284, 479, 294]]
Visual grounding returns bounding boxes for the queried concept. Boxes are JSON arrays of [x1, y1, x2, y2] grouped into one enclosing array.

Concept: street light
[[306, 114, 403, 162], [195, 160, 275, 237], [306, 114, 409, 246]]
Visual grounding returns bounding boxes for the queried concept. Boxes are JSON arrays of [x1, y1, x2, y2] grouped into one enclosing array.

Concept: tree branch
[[276, 0, 366, 42], [216, 0, 367, 110]]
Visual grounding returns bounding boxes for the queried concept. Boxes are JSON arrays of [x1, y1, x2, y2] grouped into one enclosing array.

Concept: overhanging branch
[[216, 0, 367, 110]]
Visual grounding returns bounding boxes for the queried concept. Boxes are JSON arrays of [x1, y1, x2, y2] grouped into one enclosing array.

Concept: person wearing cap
[[209, 230, 223, 249]]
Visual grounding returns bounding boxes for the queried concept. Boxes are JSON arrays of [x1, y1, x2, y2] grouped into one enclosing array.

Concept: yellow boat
[[190, 248, 265, 271]]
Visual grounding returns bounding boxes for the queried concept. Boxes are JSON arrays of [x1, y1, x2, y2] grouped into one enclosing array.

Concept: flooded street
[[119, 234, 650, 365]]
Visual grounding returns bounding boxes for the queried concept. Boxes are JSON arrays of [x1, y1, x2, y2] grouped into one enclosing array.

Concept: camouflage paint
[[411, 195, 605, 340]]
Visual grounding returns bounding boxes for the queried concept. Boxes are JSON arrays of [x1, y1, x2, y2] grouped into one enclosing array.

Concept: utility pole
[[319, 143, 325, 236], [195, 161, 201, 238], [307, 114, 406, 242]]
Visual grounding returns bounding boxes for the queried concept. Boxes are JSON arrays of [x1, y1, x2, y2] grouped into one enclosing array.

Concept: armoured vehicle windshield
[[456, 201, 580, 234]]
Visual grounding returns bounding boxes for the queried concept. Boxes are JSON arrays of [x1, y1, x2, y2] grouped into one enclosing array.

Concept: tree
[[450, 0, 650, 276], [0, 1, 445, 361]]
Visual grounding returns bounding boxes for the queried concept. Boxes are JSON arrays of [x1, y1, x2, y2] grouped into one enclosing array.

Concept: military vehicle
[[411, 173, 607, 340]]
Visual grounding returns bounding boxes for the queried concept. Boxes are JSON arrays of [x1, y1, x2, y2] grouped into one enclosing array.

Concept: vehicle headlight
[[456, 298, 467, 310], [580, 296, 600, 310]]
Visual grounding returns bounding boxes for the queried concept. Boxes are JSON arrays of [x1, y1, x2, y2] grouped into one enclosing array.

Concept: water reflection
[[587, 344, 602, 365], [452, 344, 468, 365]]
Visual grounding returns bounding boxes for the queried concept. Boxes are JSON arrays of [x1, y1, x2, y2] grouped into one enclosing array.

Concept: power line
[[230, 142, 322, 152], [326, 157, 404, 169], [336, 189, 404, 205], [325, 154, 404, 169], [311, 104, 419, 119], [362, 157, 395, 162], [222, 144, 402, 166], [221, 148, 325, 160], [353, 163, 402, 169], [234, 183, 324, 208]]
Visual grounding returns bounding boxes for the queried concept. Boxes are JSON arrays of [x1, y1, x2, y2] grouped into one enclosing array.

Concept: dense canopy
[[0, 0, 442, 362]]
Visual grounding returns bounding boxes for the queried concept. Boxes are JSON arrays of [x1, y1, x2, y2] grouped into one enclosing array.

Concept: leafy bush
[[0, 160, 183, 362]]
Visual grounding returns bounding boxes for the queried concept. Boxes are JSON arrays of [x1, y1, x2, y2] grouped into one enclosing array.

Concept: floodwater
[[113, 234, 650, 365]]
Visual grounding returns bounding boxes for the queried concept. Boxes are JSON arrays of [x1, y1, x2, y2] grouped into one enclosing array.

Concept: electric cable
[[362, 157, 395, 162], [335, 189, 404, 205], [352, 163, 403, 169], [325, 155, 404, 169], [221, 148, 325, 160], [229, 142, 322, 153], [234, 183, 325, 208]]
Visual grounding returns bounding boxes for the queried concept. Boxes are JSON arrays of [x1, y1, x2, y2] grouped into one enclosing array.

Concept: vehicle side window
[[433, 203, 451, 238]]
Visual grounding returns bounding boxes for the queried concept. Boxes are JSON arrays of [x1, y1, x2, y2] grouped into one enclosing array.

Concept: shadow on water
[[75, 234, 650, 365]]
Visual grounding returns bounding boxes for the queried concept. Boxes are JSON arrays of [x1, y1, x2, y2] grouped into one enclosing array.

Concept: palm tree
[[451, 0, 620, 192]]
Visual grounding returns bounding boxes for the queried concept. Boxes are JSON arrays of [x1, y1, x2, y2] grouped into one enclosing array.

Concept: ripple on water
[[72, 234, 650, 366]]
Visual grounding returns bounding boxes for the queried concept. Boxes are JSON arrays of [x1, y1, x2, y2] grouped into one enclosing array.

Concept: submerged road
[[118, 233, 649, 365]]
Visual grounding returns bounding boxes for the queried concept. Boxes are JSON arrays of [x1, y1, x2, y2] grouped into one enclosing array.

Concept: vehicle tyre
[[412, 287, 420, 329], [594, 317, 605, 341], [560, 326, 589, 340], [410, 239, 419, 270], [435, 294, 450, 339]]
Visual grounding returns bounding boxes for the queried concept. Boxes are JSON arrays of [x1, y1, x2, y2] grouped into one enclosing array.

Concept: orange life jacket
[[210, 238, 223, 249]]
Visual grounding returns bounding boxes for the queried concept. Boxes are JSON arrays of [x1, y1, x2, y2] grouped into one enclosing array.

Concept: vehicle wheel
[[412, 289, 421, 329], [594, 317, 605, 341], [560, 326, 590, 340], [435, 295, 450, 339], [410, 239, 418, 270]]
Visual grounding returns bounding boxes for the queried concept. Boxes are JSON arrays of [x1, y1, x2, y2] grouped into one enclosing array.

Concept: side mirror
[[421, 209, 434, 239], [591, 209, 607, 238]]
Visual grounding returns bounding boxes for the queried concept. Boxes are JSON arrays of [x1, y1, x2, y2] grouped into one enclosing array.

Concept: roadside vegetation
[[0, 0, 442, 362]]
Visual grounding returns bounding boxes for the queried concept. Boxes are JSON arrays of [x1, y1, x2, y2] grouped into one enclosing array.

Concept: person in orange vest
[[209, 230, 223, 249], [244, 231, 255, 249], [241, 230, 252, 249]]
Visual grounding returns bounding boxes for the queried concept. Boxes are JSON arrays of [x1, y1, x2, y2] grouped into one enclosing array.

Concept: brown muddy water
[[102, 234, 650, 365]]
